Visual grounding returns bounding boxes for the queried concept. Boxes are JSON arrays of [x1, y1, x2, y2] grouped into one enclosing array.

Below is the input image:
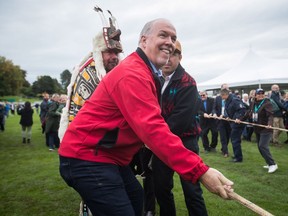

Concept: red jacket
[[59, 48, 208, 183]]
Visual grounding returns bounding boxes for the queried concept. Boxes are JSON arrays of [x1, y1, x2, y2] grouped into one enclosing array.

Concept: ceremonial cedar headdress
[[93, 5, 123, 79]]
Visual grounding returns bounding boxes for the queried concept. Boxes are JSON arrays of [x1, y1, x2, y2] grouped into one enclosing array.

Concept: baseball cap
[[256, 88, 265, 94]]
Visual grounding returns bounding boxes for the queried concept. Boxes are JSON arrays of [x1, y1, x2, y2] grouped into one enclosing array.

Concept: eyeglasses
[[200, 94, 206, 97]]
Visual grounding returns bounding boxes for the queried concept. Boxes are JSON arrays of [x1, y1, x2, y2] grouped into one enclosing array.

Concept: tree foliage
[[60, 69, 71, 91], [0, 56, 28, 96], [31, 75, 64, 95]]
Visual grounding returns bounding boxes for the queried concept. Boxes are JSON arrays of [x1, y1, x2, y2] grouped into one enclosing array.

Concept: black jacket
[[161, 64, 201, 138], [198, 97, 216, 127]]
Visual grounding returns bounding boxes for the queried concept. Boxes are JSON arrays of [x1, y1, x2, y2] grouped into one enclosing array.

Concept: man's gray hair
[[138, 18, 172, 45]]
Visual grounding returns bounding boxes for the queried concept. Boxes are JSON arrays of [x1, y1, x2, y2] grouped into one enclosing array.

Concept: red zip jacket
[[59, 48, 209, 183]]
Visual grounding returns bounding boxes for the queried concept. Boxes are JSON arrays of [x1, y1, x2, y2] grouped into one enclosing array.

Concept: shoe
[[230, 158, 242, 163], [268, 164, 278, 173], [27, 139, 30, 143], [284, 139, 288, 144], [223, 153, 229, 158], [49, 148, 55, 151], [204, 150, 210, 154], [263, 165, 269, 169], [22, 138, 26, 144]]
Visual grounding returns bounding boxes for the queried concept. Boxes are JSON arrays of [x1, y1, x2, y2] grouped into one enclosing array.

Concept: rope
[[206, 115, 288, 132]]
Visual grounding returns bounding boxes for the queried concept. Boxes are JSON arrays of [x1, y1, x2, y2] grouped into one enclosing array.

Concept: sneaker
[[49, 148, 55, 151], [263, 165, 269, 169], [268, 164, 278, 173], [223, 154, 229, 158]]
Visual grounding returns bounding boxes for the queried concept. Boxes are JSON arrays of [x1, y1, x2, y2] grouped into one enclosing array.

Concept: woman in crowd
[[241, 88, 278, 173], [19, 101, 34, 143]]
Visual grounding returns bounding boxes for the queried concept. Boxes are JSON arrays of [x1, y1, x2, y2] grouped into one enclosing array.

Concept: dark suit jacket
[[199, 97, 216, 127]]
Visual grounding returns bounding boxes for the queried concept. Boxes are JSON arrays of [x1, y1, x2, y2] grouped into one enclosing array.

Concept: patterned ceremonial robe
[[58, 53, 102, 141]]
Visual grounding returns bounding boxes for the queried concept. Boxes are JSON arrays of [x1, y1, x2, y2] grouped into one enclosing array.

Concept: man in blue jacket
[[220, 89, 247, 162]]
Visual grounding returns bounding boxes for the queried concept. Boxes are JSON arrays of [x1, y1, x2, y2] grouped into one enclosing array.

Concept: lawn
[[0, 110, 287, 216]]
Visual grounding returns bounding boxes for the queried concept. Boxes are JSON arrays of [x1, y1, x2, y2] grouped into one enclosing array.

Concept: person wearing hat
[[58, 7, 123, 216], [151, 40, 208, 216], [241, 88, 278, 173], [59, 18, 234, 216]]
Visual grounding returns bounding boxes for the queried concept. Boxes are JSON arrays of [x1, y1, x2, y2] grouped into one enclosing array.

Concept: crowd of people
[[198, 83, 288, 172]]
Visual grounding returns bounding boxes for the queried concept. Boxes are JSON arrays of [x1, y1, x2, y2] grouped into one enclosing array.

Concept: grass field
[[0, 109, 287, 216]]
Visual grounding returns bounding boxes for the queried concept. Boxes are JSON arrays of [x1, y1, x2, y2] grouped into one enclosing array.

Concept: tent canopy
[[198, 49, 288, 91]]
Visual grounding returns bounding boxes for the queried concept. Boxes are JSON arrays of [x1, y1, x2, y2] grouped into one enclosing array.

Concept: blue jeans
[[59, 156, 143, 216]]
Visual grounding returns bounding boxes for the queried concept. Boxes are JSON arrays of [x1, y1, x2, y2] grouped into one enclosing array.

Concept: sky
[[1, 0, 288, 85]]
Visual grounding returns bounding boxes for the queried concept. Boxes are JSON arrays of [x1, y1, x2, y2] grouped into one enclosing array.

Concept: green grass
[[1, 111, 287, 215]]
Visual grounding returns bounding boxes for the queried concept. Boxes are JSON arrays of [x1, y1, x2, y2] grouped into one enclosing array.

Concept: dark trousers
[[201, 124, 218, 150], [152, 137, 208, 216], [59, 156, 144, 216], [218, 120, 231, 154], [230, 123, 245, 161], [255, 132, 275, 165], [48, 131, 60, 149]]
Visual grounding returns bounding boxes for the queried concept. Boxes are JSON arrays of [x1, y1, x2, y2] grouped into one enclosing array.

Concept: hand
[[200, 168, 234, 199], [212, 113, 217, 118], [265, 125, 272, 129], [204, 113, 210, 118], [235, 119, 241, 124]]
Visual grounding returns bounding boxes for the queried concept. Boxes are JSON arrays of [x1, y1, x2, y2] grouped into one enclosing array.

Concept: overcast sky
[[1, 0, 288, 85]]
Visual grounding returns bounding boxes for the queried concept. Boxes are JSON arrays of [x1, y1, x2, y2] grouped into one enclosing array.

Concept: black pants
[[152, 137, 208, 216], [201, 123, 218, 150], [218, 120, 231, 154]]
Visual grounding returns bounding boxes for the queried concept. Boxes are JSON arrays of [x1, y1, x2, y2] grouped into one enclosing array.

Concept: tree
[[0, 56, 27, 96], [32, 75, 63, 95], [60, 69, 71, 91]]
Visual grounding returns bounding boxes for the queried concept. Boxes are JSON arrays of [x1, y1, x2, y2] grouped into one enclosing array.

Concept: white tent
[[198, 49, 288, 91]]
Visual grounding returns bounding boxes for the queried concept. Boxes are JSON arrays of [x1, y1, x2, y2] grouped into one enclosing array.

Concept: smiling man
[[59, 18, 234, 216]]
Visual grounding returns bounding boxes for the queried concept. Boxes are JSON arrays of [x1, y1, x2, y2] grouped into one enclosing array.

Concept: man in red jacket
[[59, 18, 234, 216]]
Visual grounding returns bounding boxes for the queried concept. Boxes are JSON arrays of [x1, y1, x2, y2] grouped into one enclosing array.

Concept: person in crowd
[[10, 102, 15, 115], [151, 40, 208, 216], [270, 84, 287, 145], [56, 94, 68, 115], [199, 91, 218, 153], [0, 102, 5, 132], [34, 103, 40, 114], [18, 101, 34, 143], [45, 94, 60, 151], [240, 88, 278, 173], [283, 92, 288, 144], [40, 93, 50, 146], [2, 101, 10, 130], [211, 83, 231, 157], [59, 18, 234, 216], [242, 93, 252, 141], [220, 89, 247, 162], [58, 7, 123, 216]]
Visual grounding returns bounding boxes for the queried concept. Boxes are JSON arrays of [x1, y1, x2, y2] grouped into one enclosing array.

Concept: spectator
[[283, 92, 288, 144], [211, 83, 231, 157], [0, 102, 5, 132], [270, 84, 287, 145], [220, 88, 247, 162], [199, 91, 218, 153], [40, 93, 50, 146], [45, 94, 60, 151], [59, 18, 234, 216], [18, 101, 34, 143]]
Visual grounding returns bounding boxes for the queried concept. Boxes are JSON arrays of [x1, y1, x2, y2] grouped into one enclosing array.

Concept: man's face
[[102, 49, 120, 72], [271, 85, 279, 92], [161, 51, 181, 76], [200, 92, 207, 101], [221, 93, 229, 100], [141, 20, 176, 69]]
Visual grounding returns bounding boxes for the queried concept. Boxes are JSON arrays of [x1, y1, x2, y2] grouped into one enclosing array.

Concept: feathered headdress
[[92, 5, 123, 79]]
